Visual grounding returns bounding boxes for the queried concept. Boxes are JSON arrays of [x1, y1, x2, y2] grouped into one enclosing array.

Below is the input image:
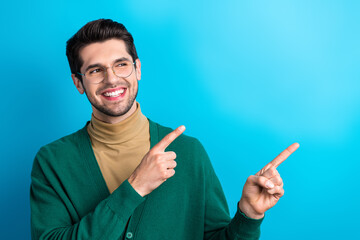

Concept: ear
[[71, 74, 85, 94], [135, 58, 141, 81]]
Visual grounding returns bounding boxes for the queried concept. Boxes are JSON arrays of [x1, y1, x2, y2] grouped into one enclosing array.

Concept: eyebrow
[[84, 57, 132, 72]]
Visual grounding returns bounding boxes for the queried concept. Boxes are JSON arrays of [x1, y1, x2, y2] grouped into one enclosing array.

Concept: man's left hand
[[238, 143, 300, 219]]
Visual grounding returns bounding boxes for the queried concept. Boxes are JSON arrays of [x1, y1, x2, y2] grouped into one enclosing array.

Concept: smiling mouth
[[102, 88, 125, 97]]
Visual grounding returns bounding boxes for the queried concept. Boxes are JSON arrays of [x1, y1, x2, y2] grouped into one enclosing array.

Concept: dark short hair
[[66, 19, 138, 81]]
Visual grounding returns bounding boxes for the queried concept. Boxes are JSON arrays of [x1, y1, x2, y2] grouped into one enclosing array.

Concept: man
[[30, 19, 299, 239]]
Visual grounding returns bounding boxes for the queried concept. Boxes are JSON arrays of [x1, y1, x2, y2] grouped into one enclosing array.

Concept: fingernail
[[266, 181, 274, 188]]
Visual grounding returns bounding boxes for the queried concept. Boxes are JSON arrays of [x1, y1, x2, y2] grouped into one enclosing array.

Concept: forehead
[[79, 39, 131, 69]]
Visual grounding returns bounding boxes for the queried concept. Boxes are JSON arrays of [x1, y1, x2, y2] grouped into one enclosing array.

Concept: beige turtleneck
[[87, 103, 150, 193]]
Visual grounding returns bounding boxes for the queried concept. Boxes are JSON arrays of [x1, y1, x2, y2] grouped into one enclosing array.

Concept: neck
[[92, 101, 137, 124]]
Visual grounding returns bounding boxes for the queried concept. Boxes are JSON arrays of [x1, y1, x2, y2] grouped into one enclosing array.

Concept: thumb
[[247, 175, 275, 189]]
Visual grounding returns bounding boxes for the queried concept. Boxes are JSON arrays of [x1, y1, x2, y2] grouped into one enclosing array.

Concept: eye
[[88, 68, 103, 75], [115, 61, 129, 67]]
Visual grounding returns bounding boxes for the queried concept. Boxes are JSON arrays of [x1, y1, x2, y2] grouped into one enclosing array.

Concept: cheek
[[132, 80, 139, 92], [129, 78, 138, 90], [83, 84, 99, 98], [84, 84, 97, 95]]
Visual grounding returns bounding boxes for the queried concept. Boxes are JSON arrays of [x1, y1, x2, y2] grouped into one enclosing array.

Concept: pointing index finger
[[271, 142, 300, 168], [257, 142, 300, 175], [153, 125, 186, 152]]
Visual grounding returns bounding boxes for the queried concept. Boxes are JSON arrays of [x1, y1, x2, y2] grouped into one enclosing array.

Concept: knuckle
[[267, 188, 274, 195], [155, 160, 162, 166], [269, 167, 277, 176], [247, 175, 255, 182], [275, 186, 283, 195], [175, 128, 181, 135], [284, 148, 291, 154], [161, 170, 168, 179], [164, 135, 171, 143], [168, 160, 176, 169], [167, 151, 176, 159], [159, 162, 166, 170], [154, 155, 162, 163], [259, 176, 268, 184], [280, 151, 289, 159]]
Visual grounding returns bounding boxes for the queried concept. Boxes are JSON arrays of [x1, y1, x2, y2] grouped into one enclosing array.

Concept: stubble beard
[[83, 83, 139, 118]]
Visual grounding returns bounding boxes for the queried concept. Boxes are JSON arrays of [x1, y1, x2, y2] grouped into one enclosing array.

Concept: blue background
[[1, 0, 359, 239]]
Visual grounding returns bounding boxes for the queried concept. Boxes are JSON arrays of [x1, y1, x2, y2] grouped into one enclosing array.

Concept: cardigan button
[[126, 232, 133, 239]]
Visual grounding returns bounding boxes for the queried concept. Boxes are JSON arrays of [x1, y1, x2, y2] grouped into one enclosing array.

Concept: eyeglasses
[[78, 60, 135, 84]]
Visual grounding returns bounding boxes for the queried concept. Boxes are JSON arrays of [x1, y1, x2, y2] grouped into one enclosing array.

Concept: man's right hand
[[128, 125, 186, 197]]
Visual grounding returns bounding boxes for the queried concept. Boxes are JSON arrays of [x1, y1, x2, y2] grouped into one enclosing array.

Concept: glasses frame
[[77, 61, 136, 84]]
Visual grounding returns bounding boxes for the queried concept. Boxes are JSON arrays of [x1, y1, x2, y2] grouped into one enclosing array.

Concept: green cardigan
[[30, 120, 263, 239]]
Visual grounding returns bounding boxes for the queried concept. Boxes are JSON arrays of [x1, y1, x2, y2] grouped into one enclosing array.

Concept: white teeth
[[103, 89, 125, 97]]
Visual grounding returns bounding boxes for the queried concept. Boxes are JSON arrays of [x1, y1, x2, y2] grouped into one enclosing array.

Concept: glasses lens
[[85, 67, 105, 83], [113, 60, 134, 78]]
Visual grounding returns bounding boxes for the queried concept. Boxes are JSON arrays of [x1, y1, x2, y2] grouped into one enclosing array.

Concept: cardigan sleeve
[[30, 154, 144, 240], [196, 140, 264, 240]]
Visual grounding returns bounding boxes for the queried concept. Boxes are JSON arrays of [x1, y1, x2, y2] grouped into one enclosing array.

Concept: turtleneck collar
[[87, 102, 148, 145]]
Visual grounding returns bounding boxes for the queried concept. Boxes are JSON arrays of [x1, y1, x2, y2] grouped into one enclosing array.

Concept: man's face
[[72, 39, 141, 123]]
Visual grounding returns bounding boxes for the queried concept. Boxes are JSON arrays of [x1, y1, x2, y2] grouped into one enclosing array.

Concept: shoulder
[[32, 124, 89, 176], [38, 125, 87, 155]]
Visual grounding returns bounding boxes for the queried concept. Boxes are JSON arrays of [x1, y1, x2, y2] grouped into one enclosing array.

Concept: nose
[[103, 66, 118, 84]]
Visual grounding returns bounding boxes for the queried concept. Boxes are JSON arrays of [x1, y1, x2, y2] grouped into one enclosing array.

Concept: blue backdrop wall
[[1, 1, 359, 239]]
